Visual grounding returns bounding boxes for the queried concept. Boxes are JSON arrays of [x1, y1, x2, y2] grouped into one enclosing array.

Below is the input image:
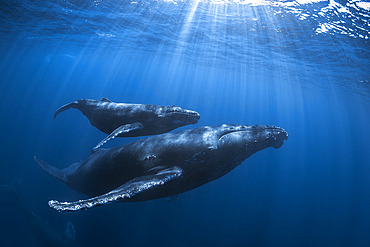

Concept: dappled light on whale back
[[34, 125, 288, 212]]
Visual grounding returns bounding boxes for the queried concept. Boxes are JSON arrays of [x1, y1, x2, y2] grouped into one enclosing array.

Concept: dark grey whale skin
[[54, 98, 200, 137], [34, 124, 288, 211]]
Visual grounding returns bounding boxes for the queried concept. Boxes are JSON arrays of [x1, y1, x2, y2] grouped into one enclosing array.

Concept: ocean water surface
[[0, 0, 369, 246]]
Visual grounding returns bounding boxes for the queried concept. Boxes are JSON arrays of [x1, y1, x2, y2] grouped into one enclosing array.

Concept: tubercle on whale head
[[184, 109, 201, 124], [161, 105, 201, 125], [260, 125, 288, 149]]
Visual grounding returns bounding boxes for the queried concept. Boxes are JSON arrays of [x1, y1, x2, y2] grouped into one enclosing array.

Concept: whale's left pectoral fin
[[48, 167, 183, 212], [92, 122, 144, 152]]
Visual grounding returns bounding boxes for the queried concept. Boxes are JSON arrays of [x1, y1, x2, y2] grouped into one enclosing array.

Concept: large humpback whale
[[34, 124, 288, 212], [54, 98, 200, 151]]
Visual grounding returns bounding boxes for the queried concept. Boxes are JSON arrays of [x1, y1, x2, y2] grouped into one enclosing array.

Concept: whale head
[[160, 105, 200, 126], [215, 124, 288, 162]]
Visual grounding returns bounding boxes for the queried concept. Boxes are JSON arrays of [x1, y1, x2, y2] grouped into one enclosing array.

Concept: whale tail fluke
[[54, 101, 79, 119], [33, 156, 68, 184]]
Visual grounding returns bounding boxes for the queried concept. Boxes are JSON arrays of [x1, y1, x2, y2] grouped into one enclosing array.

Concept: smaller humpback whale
[[54, 98, 200, 151], [34, 124, 288, 212]]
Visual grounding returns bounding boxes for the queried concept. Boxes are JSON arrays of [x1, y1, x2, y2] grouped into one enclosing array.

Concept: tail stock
[[33, 156, 68, 184]]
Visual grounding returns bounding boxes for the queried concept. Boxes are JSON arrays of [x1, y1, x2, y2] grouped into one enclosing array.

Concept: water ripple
[[0, 0, 368, 86]]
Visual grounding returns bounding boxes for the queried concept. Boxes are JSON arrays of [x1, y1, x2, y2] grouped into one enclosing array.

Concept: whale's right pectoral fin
[[92, 122, 144, 152], [48, 166, 183, 212]]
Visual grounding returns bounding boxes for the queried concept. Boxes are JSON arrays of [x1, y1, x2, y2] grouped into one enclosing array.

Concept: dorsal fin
[[100, 97, 111, 102]]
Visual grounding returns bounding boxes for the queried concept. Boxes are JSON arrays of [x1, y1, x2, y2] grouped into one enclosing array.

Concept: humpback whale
[[54, 98, 200, 151], [0, 180, 78, 247], [34, 124, 288, 212]]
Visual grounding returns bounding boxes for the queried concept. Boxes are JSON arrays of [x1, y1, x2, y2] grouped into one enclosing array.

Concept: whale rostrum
[[54, 98, 200, 151], [34, 124, 288, 212]]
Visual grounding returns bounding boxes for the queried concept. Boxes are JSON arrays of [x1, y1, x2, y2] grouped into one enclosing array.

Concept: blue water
[[0, 0, 369, 246]]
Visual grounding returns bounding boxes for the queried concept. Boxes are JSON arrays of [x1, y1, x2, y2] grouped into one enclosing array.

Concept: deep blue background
[[0, 1, 369, 247]]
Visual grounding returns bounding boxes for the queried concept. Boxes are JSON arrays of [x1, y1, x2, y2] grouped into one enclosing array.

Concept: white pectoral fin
[[92, 123, 144, 152], [48, 167, 183, 212]]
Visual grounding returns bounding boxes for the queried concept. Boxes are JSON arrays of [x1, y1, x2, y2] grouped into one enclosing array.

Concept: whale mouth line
[[218, 127, 289, 142], [166, 112, 200, 119], [218, 129, 250, 141]]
